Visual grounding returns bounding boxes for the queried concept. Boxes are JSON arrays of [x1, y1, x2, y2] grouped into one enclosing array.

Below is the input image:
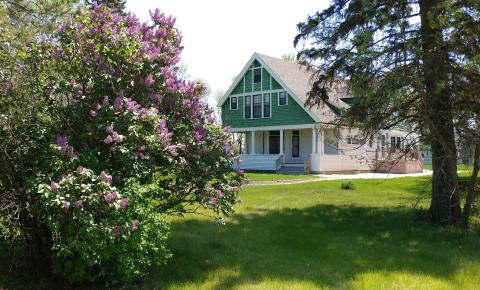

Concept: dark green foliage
[[340, 181, 355, 190]]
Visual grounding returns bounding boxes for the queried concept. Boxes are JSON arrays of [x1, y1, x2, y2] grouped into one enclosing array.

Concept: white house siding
[[324, 128, 339, 155]]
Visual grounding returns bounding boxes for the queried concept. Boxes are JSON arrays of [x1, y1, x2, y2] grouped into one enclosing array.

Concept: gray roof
[[256, 53, 349, 122]]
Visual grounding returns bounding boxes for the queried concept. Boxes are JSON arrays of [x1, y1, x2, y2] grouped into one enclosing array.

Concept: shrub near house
[[0, 5, 244, 284]]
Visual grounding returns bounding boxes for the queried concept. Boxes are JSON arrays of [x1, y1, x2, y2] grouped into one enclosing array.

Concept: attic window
[[253, 68, 261, 83], [230, 96, 238, 110], [278, 91, 287, 106]]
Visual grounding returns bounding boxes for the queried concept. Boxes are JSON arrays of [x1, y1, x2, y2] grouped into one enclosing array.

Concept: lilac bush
[[15, 4, 245, 283]]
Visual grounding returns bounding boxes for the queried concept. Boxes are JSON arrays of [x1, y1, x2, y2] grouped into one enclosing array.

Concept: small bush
[[340, 181, 355, 190]]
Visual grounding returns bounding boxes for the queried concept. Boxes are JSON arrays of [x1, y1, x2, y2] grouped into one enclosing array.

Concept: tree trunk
[[19, 207, 53, 278], [420, 0, 461, 223], [463, 142, 480, 225]]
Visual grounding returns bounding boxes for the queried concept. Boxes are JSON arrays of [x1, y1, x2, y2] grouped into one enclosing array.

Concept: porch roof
[[230, 123, 315, 132]]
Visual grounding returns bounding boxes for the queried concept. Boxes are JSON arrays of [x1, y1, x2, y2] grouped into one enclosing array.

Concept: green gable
[[221, 58, 315, 128]]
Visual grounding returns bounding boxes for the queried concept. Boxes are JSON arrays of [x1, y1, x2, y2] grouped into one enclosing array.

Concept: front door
[[269, 131, 280, 154], [292, 130, 300, 158]]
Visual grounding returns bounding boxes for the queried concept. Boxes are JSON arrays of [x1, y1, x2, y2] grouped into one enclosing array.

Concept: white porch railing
[[237, 154, 283, 171]]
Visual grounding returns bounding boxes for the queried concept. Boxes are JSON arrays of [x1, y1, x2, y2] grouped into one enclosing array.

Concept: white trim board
[[231, 123, 316, 132]]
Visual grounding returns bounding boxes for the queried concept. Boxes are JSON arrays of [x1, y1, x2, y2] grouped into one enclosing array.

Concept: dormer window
[[253, 68, 261, 83]]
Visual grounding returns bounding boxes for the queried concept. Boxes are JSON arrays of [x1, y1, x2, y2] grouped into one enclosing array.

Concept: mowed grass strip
[[144, 177, 480, 290]]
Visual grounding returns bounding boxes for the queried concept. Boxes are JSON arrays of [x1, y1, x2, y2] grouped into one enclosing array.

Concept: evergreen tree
[[295, 0, 480, 224]]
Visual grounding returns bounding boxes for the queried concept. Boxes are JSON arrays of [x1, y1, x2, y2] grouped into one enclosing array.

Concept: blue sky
[[125, 0, 329, 105]]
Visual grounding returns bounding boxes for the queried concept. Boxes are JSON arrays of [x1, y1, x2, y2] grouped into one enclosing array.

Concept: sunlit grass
[[143, 177, 480, 289]]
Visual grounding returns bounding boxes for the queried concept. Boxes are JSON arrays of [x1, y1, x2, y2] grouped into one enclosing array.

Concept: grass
[[244, 172, 319, 181], [3, 176, 480, 289], [423, 163, 473, 172], [142, 177, 480, 289]]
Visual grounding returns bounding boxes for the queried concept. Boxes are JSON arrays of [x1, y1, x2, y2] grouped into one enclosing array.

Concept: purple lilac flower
[[104, 191, 117, 203], [112, 226, 121, 237], [77, 165, 86, 174], [149, 8, 163, 23], [236, 156, 243, 164], [50, 181, 59, 192], [63, 201, 70, 209], [215, 191, 223, 198], [67, 146, 76, 158], [56, 134, 68, 149], [166, 145, 178, 156], [104, 135, 113, 144], [74, 200, 83, 208], [144, 74, 155, 86], [149, 93, 161, 103], [112, 132, 124, 143], [223, 126, 232, 134], [130, 219, 140, 232], [235, 167, 244, 175], [207, 112, 216, 123], [119, 198, 128, 208], [100, 171, 112, 185], [113, 96, 123, 111], [89, 110, 97, 117], [194, 131, 203, 142], [224, 144, 233, 155], [102, 95, 109, 106], [105, 124, 114, 133], [209, 197, 217, 205]]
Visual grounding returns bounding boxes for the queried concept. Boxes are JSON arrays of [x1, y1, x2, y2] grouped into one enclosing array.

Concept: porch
[[232, 125, 334, 173], [231, 125, 375, 173]]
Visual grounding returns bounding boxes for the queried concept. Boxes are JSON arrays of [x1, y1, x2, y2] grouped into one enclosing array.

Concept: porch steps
[[276, 164, 305, 175]]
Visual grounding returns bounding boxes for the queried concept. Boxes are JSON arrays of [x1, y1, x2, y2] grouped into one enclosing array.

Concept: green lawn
[[142, 177, 480, 289], [245, 172, 320, 181], [423, 164, 473, 172], [3, 176, 480, 289]]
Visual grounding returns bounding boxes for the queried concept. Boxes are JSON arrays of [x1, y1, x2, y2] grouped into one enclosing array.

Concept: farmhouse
[[218, 53, 422, 174]]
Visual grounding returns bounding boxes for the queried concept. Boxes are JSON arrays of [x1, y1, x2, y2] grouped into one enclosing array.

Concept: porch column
[[279, 129, 284, 155], [318, 128, 324, 154], [250, 131, 255, 155], [312, 128, 316, 154]]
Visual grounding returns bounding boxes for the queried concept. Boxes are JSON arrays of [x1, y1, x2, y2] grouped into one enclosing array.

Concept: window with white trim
[[244, 96, 251, 118], [230, 96, 238, 110], [252, 94, 262, 118], [263, 93, 270, 118], [278, 91, 287, 106], [253, 68, 261, 83], [347, 136, 360, 145]]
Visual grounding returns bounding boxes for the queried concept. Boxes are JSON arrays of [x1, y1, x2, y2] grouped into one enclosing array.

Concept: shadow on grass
[[146, 204, 480, 289]]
